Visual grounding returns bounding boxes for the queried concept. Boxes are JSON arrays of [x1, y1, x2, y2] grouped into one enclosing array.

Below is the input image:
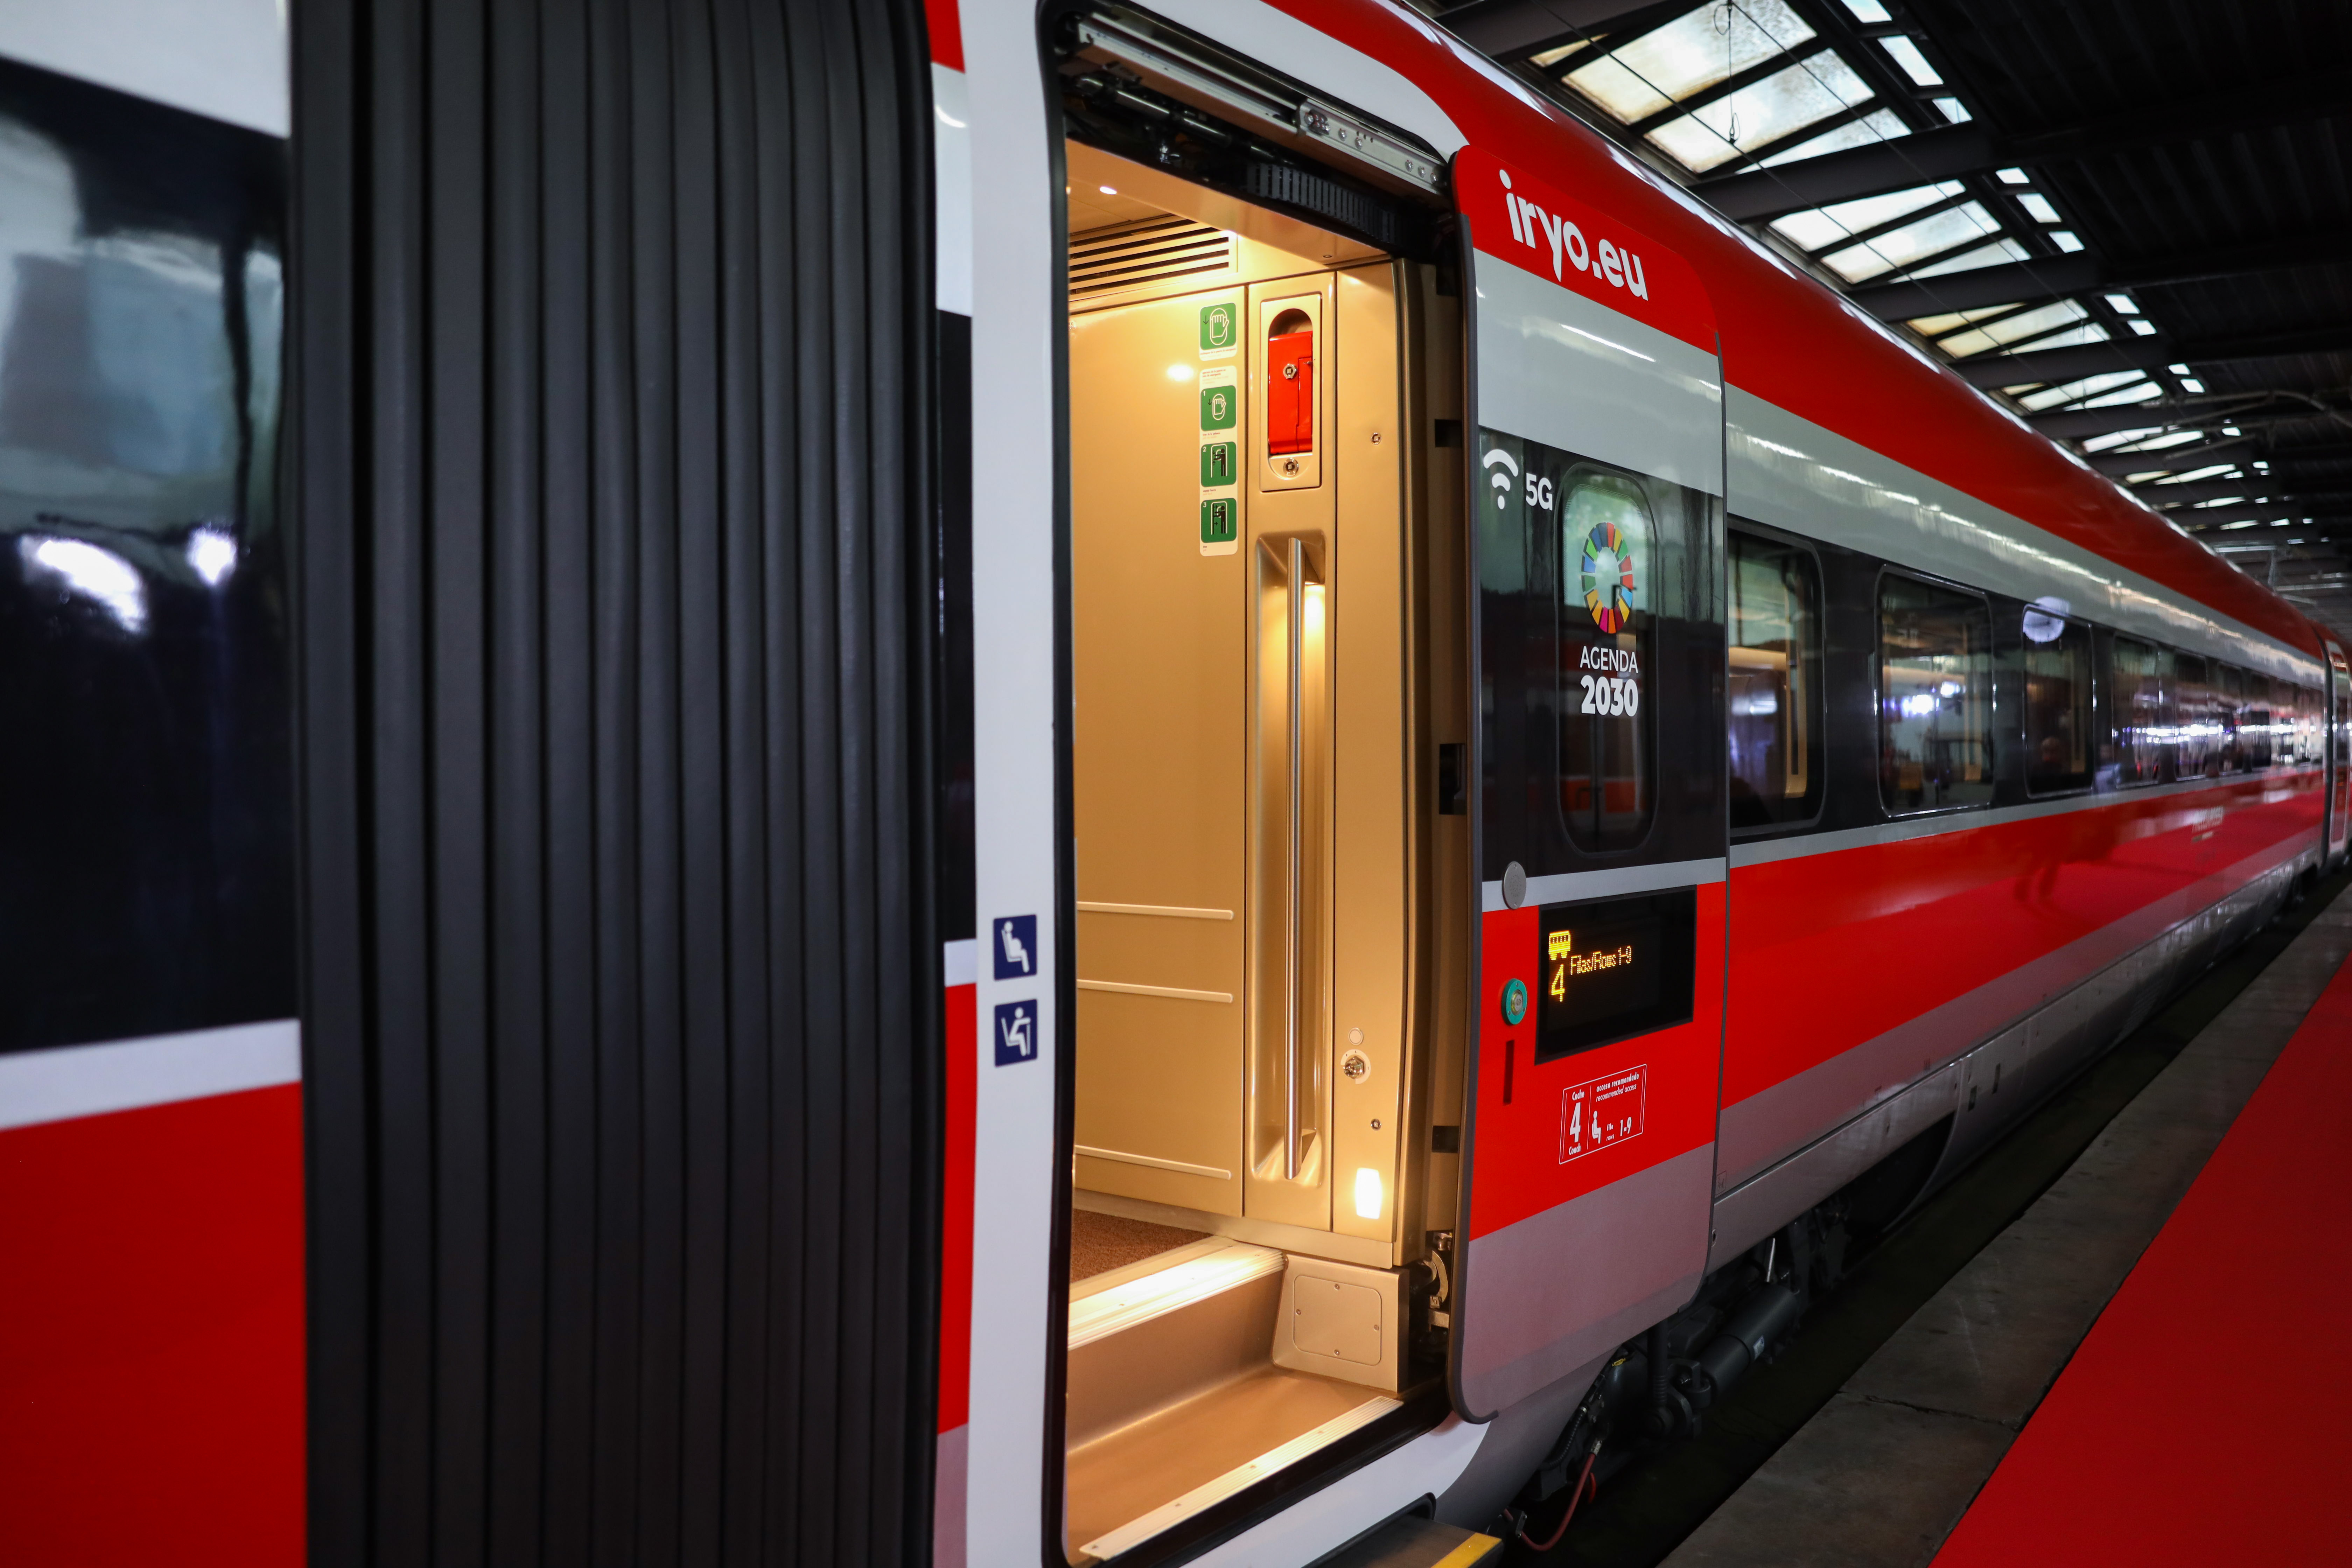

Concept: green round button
[[1501, 978, 1528, 1026]]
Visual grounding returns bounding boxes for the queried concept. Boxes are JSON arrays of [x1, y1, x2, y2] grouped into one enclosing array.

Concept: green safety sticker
[[1199, 382, 1236, 430], [1198, 301, 1237, 356], [1200, 498, 1238, 546], [1199, 440, 1238, 488]]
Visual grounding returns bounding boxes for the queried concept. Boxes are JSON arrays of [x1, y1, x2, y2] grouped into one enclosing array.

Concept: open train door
[[2329, 642, 2349, 866], [1447, 149, 1730, 1418]]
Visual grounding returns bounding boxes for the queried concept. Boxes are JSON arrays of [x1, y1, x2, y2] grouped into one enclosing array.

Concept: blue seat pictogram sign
[[994, 914, 1037, 980], [994, 999, 1039, 1067]]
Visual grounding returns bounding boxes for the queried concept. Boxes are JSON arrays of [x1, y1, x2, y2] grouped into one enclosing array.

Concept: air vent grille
[[1071, 215, 1232, 297]]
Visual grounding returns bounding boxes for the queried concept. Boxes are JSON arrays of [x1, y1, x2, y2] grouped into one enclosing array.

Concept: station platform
[[1931, 929, 2352, 1565], [1666, 890, 2352, 1568]]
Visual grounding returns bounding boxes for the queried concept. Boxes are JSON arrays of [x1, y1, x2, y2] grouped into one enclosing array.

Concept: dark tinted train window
[[2219, 665, 2266, 772], [1878, 575, 1992, 814], [2174, 653, 2215, 779], [1727, 530, 1822, 828], [2023, 606, 2093, 795], [1555, 468, 1656, 851], [2217, 665, 2238, 769], [2105, 634, 2168, 785], [0, 59, 290, 1052]]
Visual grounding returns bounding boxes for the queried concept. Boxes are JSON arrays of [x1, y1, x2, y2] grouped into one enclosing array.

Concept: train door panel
[[1450, 148, 1729, 1418], [2329, 642, 2348, 862]]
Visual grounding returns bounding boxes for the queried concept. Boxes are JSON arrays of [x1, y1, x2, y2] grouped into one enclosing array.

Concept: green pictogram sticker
[[1198, 302, 1237, 355], [1199, 441, 1238, 488], [1200, 498, 1238, 546], [1200, 383, 1236, 430]]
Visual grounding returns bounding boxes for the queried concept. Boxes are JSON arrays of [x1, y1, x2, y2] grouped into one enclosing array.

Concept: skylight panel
[[2017, 193, 2062, 224], [2017, 371, 2145, 411], [2084, 426, 2163, 453], [2127, 318, 2158, 335], [1647, 50, 1872, 172], [1997, 168, 2029, 184], [1758, 108, 1910, 166], [1935, 98, 1971, 123], [1842, 0, 1892, 20], [2156, 464, 2239, 485], [1529, 38, 1599, 68], [1564, 0, 1815, 124], [2105, 294, 2139, 313], [1934, 300, 2087, 357], [2051, 231, 2084, 252], [2002, 322, 2111, 353], [1901, 237, 2030, 279], [1820, 200, 2000, 282], [1881, 37, 1940, 86], [1907, 303, 2024, 337], [1769, 181, 1961, 253], [2115, 429, 2205, 452]]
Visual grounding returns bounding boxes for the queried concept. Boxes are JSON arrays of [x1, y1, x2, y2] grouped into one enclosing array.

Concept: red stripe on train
[[1728, 775, 2323, 1108], [0, 1084, 304, 1568], [937, 981, 977, 1435]]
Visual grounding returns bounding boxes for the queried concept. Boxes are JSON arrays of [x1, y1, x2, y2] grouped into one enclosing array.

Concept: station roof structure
[[1430, 0, 2352, 637]]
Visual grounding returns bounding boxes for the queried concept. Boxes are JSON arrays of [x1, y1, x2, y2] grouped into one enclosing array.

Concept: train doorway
[[1057, 137, 1466, 1560]]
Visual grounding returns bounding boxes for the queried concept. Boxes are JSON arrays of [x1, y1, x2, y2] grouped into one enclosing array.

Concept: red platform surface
[[1934, 945, 2352, 1566]]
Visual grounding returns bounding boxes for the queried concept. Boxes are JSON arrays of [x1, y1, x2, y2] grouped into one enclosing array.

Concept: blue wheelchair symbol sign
[[994, 914, 1037, 980], [994, 999, 1039, 1067]]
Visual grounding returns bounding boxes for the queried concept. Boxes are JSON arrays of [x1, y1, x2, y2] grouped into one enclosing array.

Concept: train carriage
[[0, 1, 2338, 1565]]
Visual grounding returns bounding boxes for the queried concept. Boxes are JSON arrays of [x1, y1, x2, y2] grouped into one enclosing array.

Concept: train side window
[[1727, 529, 1822, 829], [1878, 574, 1993, 814], [2175, 653, 2215, 779], [2250, 673, 2276, 770], [2023, 606, 2093, 795], [2105, 634, 2168, 785], [2215, 663, 2243, 771]]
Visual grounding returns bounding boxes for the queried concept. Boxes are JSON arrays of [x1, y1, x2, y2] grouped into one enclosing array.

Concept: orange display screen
[[1534, 887, 1695, 1061]]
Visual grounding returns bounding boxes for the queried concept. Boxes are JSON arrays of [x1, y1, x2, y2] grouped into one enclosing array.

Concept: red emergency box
[[1267, 328, 1314, 456]]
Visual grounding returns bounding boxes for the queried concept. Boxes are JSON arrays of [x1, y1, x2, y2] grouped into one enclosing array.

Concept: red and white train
[[0, 1, 2338, 1565]]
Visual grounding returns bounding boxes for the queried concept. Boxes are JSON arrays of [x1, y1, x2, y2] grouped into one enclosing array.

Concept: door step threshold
[[1074, 1393, 1400, 1562], [1316, 1516, 1502, 1568], [1068, 1237, 1285, 1349]]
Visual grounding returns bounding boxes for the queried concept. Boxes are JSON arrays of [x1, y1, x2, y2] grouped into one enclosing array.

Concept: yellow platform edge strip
[[1430, 1533, 1502, 1568]]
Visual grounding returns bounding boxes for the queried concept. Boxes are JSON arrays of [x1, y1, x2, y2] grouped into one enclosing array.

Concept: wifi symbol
[[1483, 447, 1520, 511]]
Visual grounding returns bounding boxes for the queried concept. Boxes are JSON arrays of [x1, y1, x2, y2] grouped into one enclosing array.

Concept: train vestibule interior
[[1059, 138, 1467, 1560]]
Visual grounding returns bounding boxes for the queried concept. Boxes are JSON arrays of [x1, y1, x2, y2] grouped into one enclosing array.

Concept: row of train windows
[[1728, 529, 2330, 829]]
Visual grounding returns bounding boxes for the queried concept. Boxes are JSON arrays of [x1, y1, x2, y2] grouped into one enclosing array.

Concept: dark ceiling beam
[[1693, 69, 2352, 222], [2089, 438, 2258, 477], [1432, 0, 1682, 57], [2105, 439, 2352, 480], [2140, 477, 2280, 507], [1954, 325, 2352, 391], [1852, 230, 2352, 321], [2172, 497, 2352, 530], [2029, 399, 2347, 441]]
